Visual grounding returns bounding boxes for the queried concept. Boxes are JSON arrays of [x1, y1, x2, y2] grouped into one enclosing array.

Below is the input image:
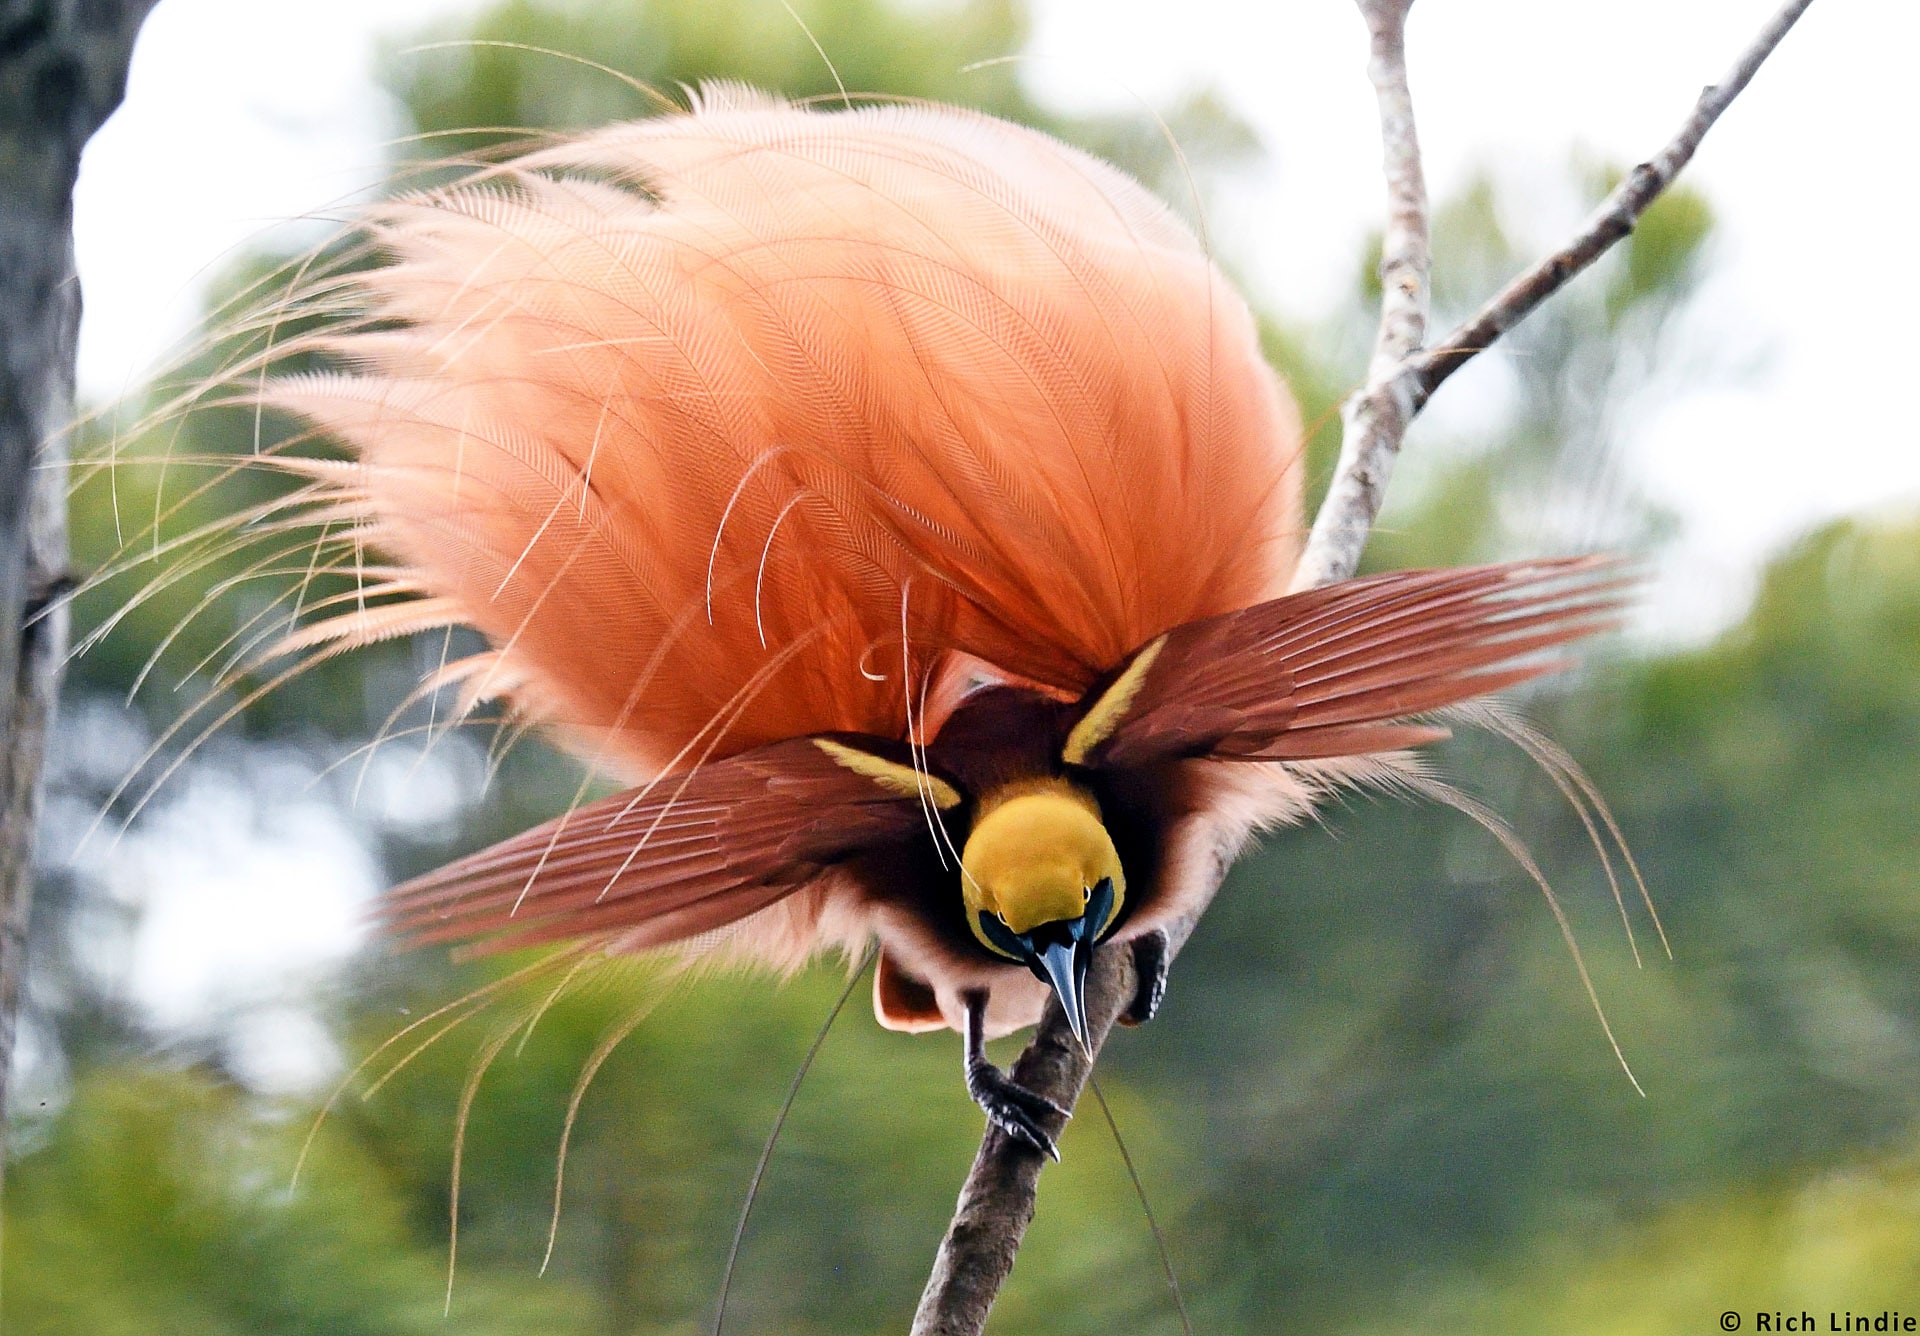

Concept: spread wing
[[1063, 557, 1628, 771], [384, 734, 960, 955]]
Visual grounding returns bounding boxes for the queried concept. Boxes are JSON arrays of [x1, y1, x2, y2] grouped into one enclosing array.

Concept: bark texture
[[1290, 0, 1431, 594], [0, 0, 159, 1171]]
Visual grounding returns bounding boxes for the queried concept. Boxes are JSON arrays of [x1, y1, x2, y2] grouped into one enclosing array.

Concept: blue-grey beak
[[977, 877, 1114, 1053], [1035, 938, 1093, 1052]]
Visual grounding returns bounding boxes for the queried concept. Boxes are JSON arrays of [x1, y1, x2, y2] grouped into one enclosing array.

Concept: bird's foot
[[966, 1058, 1067, 1161], [1118, 929, 1169, 1027]]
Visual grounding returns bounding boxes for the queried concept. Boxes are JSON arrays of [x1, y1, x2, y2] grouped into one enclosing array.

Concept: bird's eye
[[977, 909, 1030, 963], [1082, 887, 1091, 903]]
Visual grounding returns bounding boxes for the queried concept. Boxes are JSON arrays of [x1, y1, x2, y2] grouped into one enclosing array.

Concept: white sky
[[63, 0, 1916, 1052]]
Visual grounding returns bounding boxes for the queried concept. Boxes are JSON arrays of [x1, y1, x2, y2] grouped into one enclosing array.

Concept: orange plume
[[267, 85, 1303, 783]]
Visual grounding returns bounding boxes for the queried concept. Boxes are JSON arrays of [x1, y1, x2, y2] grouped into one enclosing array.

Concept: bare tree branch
[[1410, 0, 1815, 410], [1295, 0, 1815, 591], [911, 835, 1231, 1336], [0, 0, 161, 1179], [909, 948, 1133, 1336], [1291, 0, 1429, 594], [911, 0, 1813, 1329]]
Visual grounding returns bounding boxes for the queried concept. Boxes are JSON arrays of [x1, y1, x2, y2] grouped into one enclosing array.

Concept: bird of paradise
[[243, 86, 1634, 1160]]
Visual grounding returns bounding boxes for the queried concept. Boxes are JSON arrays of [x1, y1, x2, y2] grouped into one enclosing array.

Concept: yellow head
[[959, 782, 1126, 1047]]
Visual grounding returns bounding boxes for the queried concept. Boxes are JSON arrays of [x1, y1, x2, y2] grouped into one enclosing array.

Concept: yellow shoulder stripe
[[1062, 635, 1167, 766], [814, 738, 963, 809]]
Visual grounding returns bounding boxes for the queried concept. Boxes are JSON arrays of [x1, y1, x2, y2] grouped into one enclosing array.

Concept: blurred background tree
[[8, 1, 1918, 1332]]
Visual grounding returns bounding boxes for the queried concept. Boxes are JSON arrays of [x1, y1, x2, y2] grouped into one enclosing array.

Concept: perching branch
[[0, 0, 160, 1179], [913, 0, 1813, 1329], [908, 947, 1135, 1336], [911, 833, 1231, 1335]]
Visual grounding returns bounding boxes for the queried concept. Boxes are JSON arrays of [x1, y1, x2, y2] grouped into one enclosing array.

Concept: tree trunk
[[0, 0, 159, 1181]]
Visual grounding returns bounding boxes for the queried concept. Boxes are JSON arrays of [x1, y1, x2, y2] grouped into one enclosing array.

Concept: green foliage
[[1, 1068, 596, 1334], [1363, 1148, 1920, 1334], [390, 0, 1041, 151], [1121, 510, 1920, 1331], [8, 966, 1196, 1333]]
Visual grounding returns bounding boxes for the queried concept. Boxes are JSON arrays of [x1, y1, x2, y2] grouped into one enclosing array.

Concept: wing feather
[[385, 733, 946, 955], [1071, 557, 1628, 770]]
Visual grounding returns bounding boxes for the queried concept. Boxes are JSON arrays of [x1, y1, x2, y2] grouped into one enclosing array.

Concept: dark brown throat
[[925, 684, 1078, 798]]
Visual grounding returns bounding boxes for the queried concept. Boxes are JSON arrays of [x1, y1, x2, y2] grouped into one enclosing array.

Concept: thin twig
[[909, 939, 1132, 1336], [1358, 0, 1431, 381], [1294, 0, 1815, 591], [911, 832, 1232, 1336], [912, 0, 1814, 1330], [1409, 0, 1816, 410]]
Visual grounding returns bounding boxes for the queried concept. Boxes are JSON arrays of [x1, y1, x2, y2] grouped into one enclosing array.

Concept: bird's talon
[[961, 991, 1066, 1159], [968, 1064, 1064, 1159], [1120, 929, 1170, 1027], [1003, 1082, 1068, 1121], [988, 1107, 1059, 1160]]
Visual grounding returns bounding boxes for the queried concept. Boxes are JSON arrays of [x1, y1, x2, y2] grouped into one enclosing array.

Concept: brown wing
[[1064, 557, 1629, 771], [384, 734, 959, 955]]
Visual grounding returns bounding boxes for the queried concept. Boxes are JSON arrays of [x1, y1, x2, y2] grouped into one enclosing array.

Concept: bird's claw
[[967, 1062, 1066, 1161], [1119, 929, 1169, 1027]]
